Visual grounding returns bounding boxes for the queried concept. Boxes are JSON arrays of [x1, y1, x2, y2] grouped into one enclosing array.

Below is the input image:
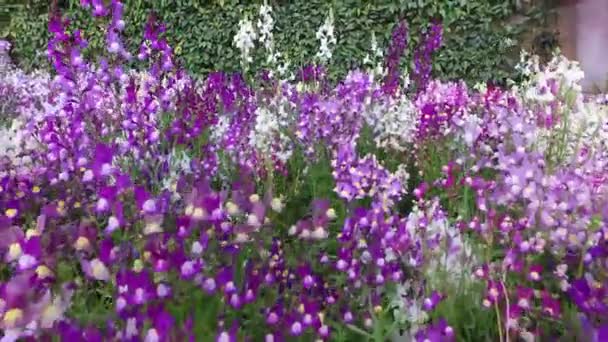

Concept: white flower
[[142, 199, 156, 213], [211, 115, 232, 147], [89, 258, 111, 281], [125, 317, 139, 338], [363, 32, 385, 77], [393, 164, 410, 186], [234, 16, 257, 67], [191, 241, 204, 255], [249, 94, 295, 163], [365, 94, 417, 151], [270, 197, 284, 212], [40, 294, 70, 329], [144, 329, 160, 342], [250, 106, 278, 153], [516, 52, 608, 160], [17, 254, 37, 270], [316, 9, 337, 63], [461, 113, 482, 147], [0, 329, 21, 342], [217, 332, 231, 342], [257, 3, 277, 65], [311, 227, 328, 240], [473, 82, 487, 93]]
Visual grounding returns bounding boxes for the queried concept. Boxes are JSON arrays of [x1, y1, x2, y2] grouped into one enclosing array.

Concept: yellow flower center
[[91, 259, 109, 280], [7, 243, 22, 261], [192, 207, 206, 220], [225, 202, 239, 216], [5, 208, 18, 218], [318, 312, 325, 323], [41, 304, 61, 327], [184, 204, 194, 216], [133, 259, 144, 273], [26, 229, 40, 239], [36, 265, 53, 279], [3, 308, 23, 328], [144, 221, 162, 235], [74, 236, 90, 251]]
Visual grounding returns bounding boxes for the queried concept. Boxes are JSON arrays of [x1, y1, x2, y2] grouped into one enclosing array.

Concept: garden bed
[[0, 2, 607, 341]]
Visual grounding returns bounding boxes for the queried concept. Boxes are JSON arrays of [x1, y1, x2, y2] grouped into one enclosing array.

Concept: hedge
[[2, 0, 540, 84]]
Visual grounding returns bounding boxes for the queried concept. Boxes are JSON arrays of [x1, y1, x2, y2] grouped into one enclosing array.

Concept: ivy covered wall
[[3, 0, 538, 84]]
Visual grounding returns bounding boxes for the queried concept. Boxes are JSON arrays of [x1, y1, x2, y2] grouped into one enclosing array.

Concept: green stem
[[370, 293, 384, 342], [494, 300, 504, 342], [501, 278, 510, 342], [346, 324, 374, 340]]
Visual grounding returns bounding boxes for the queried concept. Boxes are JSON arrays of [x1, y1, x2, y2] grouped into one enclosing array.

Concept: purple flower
[[216, 322, 238, 342], [412, 21, 443, 93], [528, 264, 543, 281], [383, 21, 409, 96], [541, 291, 561, 318], [91, 143, 114, 178], [516, 286, 534, 310], [415, 318, 454, 342]]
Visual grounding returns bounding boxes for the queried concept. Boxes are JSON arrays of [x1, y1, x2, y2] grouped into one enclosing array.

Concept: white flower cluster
[[362, 32, 385, 78], [233, 4, 291, 78], [257, 3, 291, 78], [257, 3, 275, 62], [211, 114, 232, 145], [453, 112, 483, 148], [0, 120, 25, 159], [570, 100, 608, 158], [315, 9, 337, 63], [389, 281, 428, 328], [517, 53, 608, 161], [250, 106, 279, 155], [519, 53, 585, 103], [161, 149, 193, 201], [0, 40, 12, 74], [365, 94, 417, 151], [514, 50, 540, 84], [249, 87, 296, 163], [426, 226, 476, 284], [0, 119, 37, 174], [0, 288, 73, 342], [234, 16, 257, 67], [552, 57, 586, 92], [0, 51, 47, 175], [408, 200, 477, 280], [1, 68, 52, 123]]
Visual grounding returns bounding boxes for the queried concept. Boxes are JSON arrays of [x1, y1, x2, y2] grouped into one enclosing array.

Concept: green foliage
[[432, 279, 499, 341], [4, 0, 531, 84]]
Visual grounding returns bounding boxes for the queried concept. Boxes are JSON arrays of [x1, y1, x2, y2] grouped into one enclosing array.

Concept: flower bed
[[0, 1, 607, 341]]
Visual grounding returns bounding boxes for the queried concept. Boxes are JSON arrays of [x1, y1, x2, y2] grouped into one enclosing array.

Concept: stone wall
[[557, 0, 608, 92]]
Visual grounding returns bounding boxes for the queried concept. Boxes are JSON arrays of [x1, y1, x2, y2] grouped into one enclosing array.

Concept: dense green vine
[[3, 0, 537, 84]]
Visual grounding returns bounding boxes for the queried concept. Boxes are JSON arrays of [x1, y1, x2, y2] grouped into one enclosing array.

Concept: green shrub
[[3, 0, 532, 84]]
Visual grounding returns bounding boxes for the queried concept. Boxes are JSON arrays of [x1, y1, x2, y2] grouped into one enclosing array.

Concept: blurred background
[[552, 0, 608, 92]]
